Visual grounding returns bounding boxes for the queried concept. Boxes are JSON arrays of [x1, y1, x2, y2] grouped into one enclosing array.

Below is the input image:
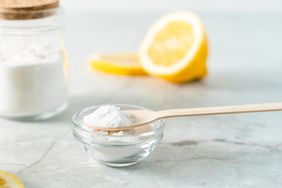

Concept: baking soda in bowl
[[72, 105, 165, 167]]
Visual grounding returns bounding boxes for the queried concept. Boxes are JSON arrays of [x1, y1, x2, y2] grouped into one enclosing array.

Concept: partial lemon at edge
[[0, 170, 25, 188]]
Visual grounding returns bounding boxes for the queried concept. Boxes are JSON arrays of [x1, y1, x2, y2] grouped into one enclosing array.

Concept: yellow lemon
[[89, 53, 147, 76], [0, 170, 25, 188], [139, 12, 208, 83]]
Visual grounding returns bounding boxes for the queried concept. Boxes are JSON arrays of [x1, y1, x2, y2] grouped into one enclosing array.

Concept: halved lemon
[[140, 12, 208, 83], [0, 170, 25, 188], [89, 53, 147, 76]]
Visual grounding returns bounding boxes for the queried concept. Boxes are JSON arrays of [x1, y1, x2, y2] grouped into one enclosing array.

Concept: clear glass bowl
[[72, 104, 165, 167]]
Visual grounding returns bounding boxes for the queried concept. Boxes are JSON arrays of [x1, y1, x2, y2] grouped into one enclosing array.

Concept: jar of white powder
[[0, 0, 68, 120]]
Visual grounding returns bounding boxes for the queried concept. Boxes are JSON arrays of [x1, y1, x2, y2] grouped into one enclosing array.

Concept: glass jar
[[0, 2, 68, 120], [72, 104, 165, 167]]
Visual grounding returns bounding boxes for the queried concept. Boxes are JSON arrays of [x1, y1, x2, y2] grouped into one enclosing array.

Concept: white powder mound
[[83, 105, 135, 129]]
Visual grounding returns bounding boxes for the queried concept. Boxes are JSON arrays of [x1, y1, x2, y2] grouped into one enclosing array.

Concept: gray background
[[1, 0, 282, 187]]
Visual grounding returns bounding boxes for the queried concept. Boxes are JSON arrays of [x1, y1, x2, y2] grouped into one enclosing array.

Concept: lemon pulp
[[148, 21, 194, 66]]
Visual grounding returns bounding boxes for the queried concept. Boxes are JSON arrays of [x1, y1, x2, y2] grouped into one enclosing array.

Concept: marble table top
[[1, 2, 282, 188]]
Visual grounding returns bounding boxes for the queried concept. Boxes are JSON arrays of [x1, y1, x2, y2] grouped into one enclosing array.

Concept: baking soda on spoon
[[83, 105, 135, 130], [83, 105, 144, 140]]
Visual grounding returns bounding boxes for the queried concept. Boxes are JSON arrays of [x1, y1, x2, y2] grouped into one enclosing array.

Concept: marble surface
[[1, 2, 282, 188]]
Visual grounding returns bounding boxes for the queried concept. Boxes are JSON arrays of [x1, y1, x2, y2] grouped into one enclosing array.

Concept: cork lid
[[0, 0, 59, 20]]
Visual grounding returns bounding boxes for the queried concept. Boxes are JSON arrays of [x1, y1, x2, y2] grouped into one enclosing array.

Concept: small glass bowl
[[72, 104, 165, 167]]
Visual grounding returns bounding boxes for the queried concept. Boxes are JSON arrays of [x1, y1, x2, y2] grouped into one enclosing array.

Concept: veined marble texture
[[1, 2, 282, 187]]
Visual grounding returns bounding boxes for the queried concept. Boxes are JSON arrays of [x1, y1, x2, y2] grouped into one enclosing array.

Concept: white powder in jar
[[0, 37, 68, 118]]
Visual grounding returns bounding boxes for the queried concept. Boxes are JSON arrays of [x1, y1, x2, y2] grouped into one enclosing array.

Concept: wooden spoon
[[96, 103, 282, 131]]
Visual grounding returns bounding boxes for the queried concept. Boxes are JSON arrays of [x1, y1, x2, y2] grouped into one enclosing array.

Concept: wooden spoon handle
[[157, 103, 282, 119]]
